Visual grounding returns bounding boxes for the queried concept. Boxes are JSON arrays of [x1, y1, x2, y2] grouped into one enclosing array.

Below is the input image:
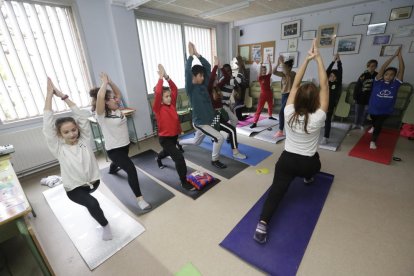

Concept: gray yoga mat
[[180, 145, 248, 179], [100, 166, 174, 215], [319, 122, 351, 151], [253, 125, 286, 144], [131, 150, 221, 200]]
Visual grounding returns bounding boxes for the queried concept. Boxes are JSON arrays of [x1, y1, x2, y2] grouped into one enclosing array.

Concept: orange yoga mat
[[348, 128, 400, 165]]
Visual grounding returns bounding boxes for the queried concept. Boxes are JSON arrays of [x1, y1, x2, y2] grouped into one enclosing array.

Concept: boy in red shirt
[[153, 64, 194, 191]]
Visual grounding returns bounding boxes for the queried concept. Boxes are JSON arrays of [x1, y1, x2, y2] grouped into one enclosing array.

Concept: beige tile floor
[[8, 127, 414, 275]]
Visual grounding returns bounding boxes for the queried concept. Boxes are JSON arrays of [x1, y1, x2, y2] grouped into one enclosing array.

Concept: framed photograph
[[409, 41, 414, 53], [367, 22, 387, 35], [279, 52, 298, 68], [380, 44, 401, 56], [353, 13, 371, 25], [302, 30, 316, 40], [251, 44, 262, 62], [373, 35, 392, 45], [238, 45, 250, 63], [393, 24, 414, 38], [317, 24, 338, 48], [281, 20, 301, 39], [288, 38, 298, 51], [333, 34, 361, 55], [263, 47, 274, 63], [389, 6, 412, 21]]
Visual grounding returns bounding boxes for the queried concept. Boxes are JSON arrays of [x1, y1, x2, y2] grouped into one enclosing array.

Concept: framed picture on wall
[[379, 44, 401, 56], [409, 41, 414, 53], [238, 45, 250, 63], [367, 23, 387, 35], [279, 52, 298, 68], [353, 13, 371, 25], [373, 34, 392, 45], [393, 24, 414, 38], [281, 20, 301, 39], [334, 34, 361, 55], [251, 44, 262, 63], [389, 6, 412, 21], [317, 24, 338, 48], [288, 38, 298, 51], [302, 30, 316, 40]]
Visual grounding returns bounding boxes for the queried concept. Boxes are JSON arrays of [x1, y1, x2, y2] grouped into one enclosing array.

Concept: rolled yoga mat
[[100, 166, 174, 215], [220, 172, 334, 276], [348, 128, 400, 165], [318, 122, 351, 151], [131, 149, 221, 200], [179, 133, 272, 166], [43, 185, 145, 270]]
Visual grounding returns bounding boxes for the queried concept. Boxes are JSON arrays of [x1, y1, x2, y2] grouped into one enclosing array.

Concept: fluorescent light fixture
[[199, 1, 251, 18], [111, 0, 151, 10]]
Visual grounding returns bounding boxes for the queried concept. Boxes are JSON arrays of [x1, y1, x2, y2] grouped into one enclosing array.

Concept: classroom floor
[[8, 124, 414, 275]]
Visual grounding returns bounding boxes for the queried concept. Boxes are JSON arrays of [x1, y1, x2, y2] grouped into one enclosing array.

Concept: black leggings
[[158, 136, 187, 183], [220, 119, 238, 149], [66, 181, 108, 226], [260, 151, 321, 223], [107, 145, 142, 197], [370, 114, 389, 142]]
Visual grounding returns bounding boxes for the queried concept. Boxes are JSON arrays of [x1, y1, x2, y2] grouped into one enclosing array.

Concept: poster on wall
[[251, 45, 262, 63], [263, 47, 274, 63]]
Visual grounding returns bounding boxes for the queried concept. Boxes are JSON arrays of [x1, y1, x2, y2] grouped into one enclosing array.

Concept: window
[[136, 18, 216, 94], [0, 1, 91, 123]]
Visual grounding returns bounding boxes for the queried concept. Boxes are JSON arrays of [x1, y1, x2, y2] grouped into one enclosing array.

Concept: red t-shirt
[[258, 74, 272, 94]]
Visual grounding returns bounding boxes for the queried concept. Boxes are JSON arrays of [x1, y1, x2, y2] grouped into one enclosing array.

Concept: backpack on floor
[[186, 171, 215, 190], [400, 123, 414, 139]]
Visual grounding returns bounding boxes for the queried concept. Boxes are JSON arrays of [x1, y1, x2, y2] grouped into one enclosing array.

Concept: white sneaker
[[370, 141, 377, 149], [359, 125, 365, 131], [368, 127, 374, 134], [137, 198, 152, 210], [233, 152, 247, 160], [321, 137, 328, 144]]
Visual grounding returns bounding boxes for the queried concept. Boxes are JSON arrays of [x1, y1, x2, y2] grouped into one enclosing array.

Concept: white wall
[[235, 0, 414, 85]]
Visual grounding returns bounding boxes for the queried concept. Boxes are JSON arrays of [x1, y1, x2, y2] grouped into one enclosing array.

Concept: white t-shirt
[[96, 109, 130, 151], [43, 107, 100, 191], [284, 104, 326, 156]]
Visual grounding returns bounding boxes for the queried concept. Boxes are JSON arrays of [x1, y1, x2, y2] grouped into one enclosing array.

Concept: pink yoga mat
[[237, 115, 266, 127]]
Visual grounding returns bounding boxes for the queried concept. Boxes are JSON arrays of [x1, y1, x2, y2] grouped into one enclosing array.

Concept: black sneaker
[[254, 221, 268, 244], [108, 163, 121, 174], [155, 157, 165, 169], [181, 180, 196, 191], [268, 116, 277, 120], [211, 160, 227, 169], [250, 123, 257, 129]]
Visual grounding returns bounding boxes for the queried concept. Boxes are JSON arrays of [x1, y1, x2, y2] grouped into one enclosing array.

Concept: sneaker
[[320, 137, 328, 144], [368, 127, 374, 134], [304, 177, 314, 185], [359, 125, 364, 131], [108, 163, 121, 174], [370, 141, 377, 149], [268, 116, 277, 120], [137, 198, 152, 210], [211, 160, 227, 169], [155, 157, 165, 169], [181, 180, 196, 191], [253, 221, 268, 244], [233, 152, 247, 160], [273, 130, 284, 138], [250, 123, 257, 129]]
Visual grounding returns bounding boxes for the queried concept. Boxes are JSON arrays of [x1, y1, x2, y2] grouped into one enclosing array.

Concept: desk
[[0, 155, 52, 276], [88, 108, 140, 161]]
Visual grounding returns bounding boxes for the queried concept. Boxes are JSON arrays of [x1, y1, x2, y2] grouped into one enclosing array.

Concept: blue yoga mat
[[220, 172, 333, 276], [180, 133, 272, 166]]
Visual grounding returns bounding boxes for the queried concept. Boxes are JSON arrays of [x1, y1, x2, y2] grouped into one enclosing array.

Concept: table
[[0, 155, 53, 275]]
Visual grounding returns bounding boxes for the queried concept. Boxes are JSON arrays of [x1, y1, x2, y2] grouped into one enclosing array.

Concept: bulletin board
[[238, 41, 276, 64]]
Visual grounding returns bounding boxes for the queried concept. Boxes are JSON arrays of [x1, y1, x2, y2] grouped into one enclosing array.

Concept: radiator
[[0, 127, 57, 176]]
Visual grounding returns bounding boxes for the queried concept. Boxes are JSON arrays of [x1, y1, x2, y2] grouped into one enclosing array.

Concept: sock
[[137, 196, 151, 210], [102, 224, 113, 241]]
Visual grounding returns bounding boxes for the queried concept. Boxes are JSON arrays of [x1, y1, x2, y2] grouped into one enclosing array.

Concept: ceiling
[[118, 0, 339, 23]]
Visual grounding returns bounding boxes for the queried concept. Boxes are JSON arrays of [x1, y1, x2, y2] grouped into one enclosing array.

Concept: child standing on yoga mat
[[89, 73, 151, 210], [43, 78, 112, 241], [368, 47, 404, 150], [272, 56, 296, 137], [254, 39, 328, 244], [250, 56, 276, 129], [321, 53, 342, 144], [179, 42, 227, 169], [153, 64, 195, 191]]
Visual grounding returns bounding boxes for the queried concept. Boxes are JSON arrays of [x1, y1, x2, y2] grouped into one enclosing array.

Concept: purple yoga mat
[[236, 114, 266, 127], [220, 172, 333, 276]]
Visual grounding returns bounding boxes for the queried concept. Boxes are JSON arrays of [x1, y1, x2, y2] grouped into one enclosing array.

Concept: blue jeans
[[279, 93, 289, 131]]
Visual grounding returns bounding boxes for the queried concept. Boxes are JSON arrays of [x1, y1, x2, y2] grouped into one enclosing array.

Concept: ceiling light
[[199, 1, 251, 18], [125, 0, 152, 10]]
